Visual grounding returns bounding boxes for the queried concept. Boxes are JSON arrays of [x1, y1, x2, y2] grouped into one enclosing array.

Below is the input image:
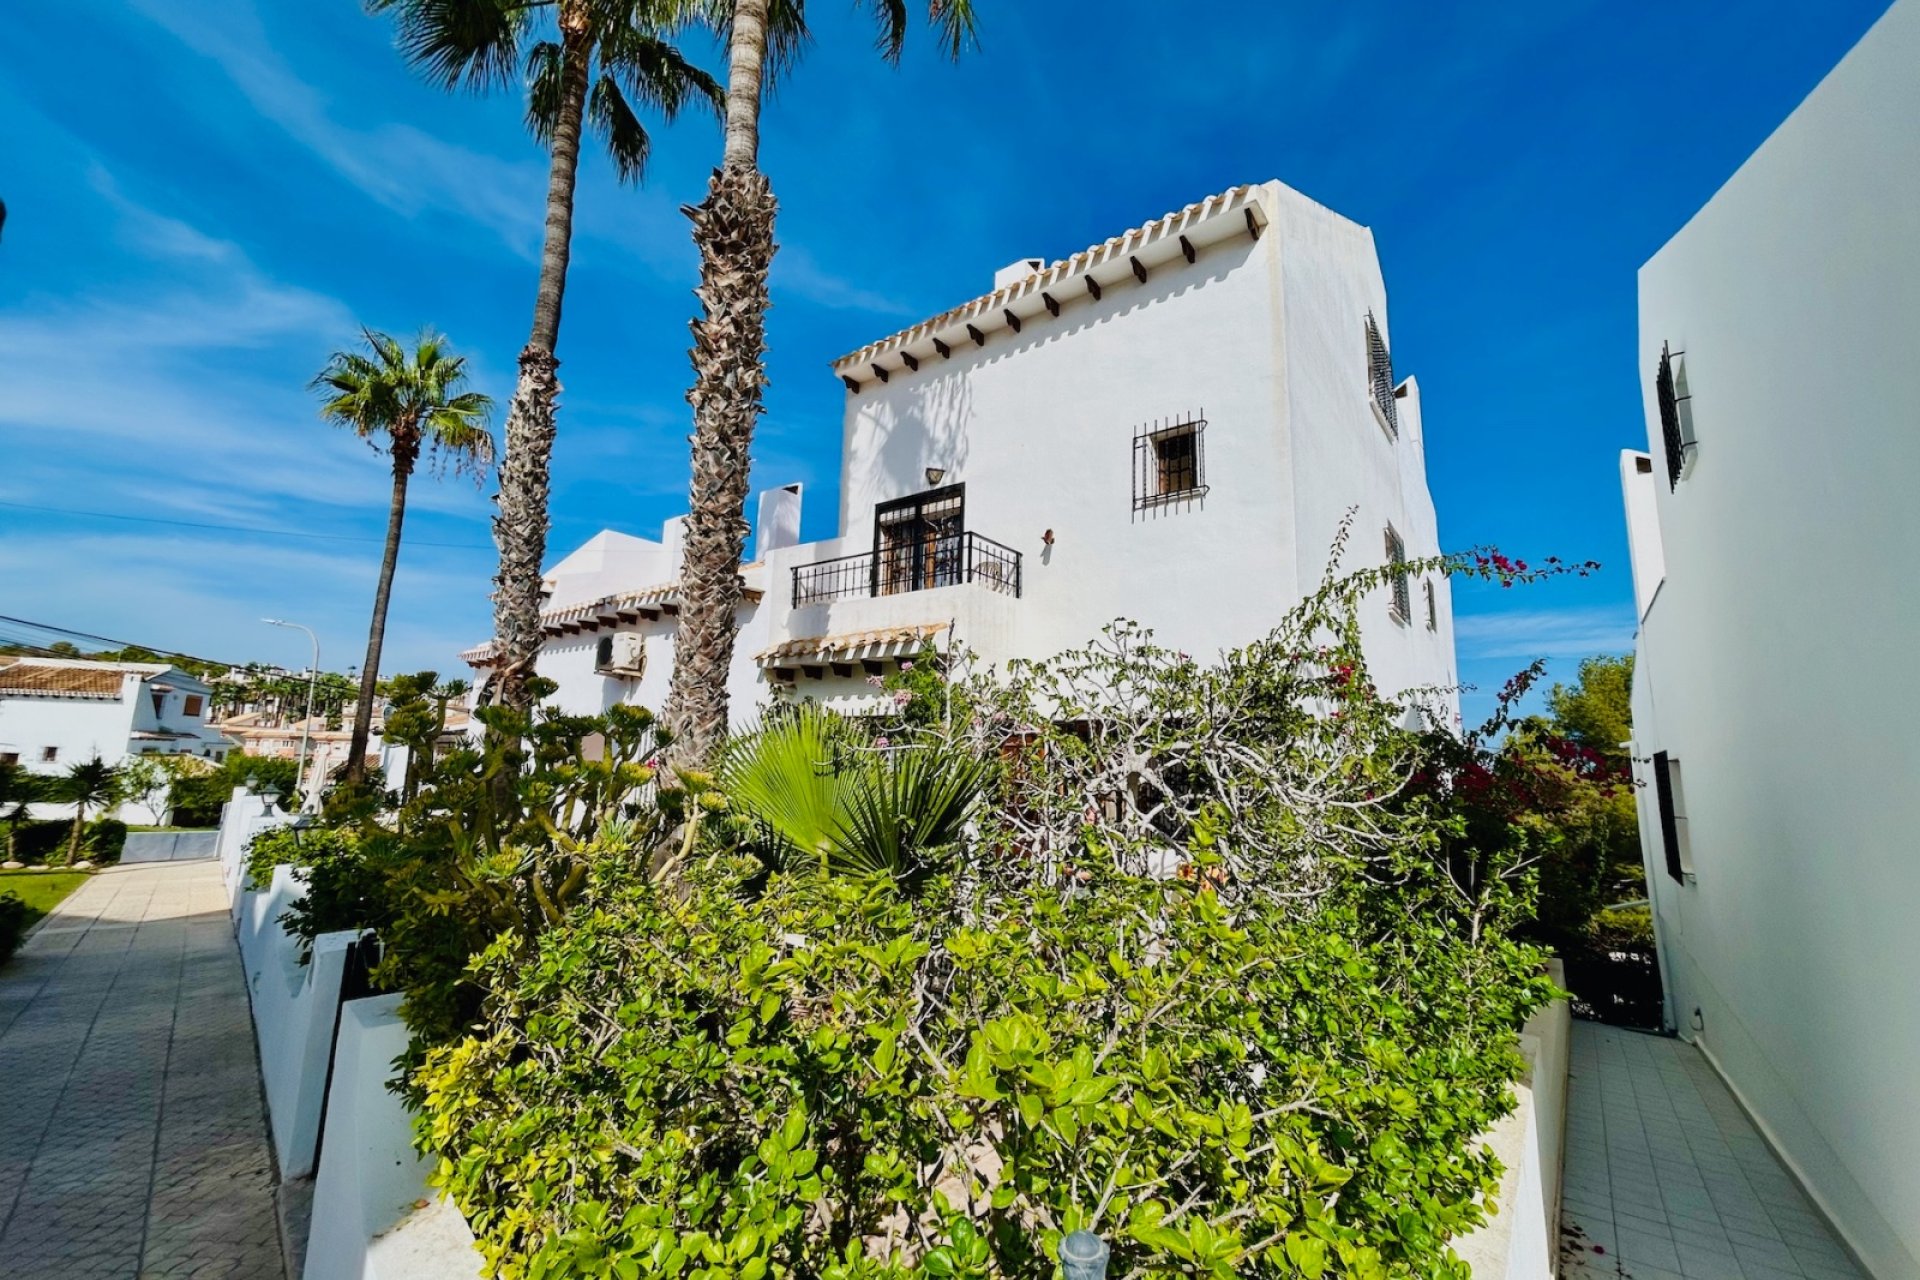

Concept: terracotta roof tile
[[755, 624, 946, 666]]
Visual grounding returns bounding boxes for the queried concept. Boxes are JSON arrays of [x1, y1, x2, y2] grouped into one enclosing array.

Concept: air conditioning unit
[[596, 632, 646, 677]]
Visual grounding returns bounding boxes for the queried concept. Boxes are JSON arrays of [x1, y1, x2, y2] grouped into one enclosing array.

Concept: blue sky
[[0, 0, 1893, 719]]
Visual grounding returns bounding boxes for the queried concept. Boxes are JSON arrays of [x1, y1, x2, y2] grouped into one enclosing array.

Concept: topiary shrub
[[14, 819, 72, 866], [87, 818, 128, 865]]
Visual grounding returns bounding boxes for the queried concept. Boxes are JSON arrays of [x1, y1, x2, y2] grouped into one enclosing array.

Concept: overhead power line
[[0, 499, 495, 550], [0, 614, 248, 672]]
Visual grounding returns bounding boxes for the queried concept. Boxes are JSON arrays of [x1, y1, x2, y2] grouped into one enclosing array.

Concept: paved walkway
[[1561, 1023, 1865, 1280], [0, 862, 284, 1279]]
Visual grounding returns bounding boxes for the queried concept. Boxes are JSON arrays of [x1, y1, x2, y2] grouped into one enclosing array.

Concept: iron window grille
[[1424, 579, 1437, 632], [1366, 312, 1399, 439], [1652, 751, 1689, 883], [1384, 526, 1411, 623], [1656, 342, 1697, 491], [1132, 413, 1209, 511]]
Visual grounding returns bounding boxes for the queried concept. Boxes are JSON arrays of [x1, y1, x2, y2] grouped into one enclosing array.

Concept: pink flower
[[874, 736, 891, 748], [892, 690, 913, 708], [900, 661, 915, 672], [865, 675, 885, 688]]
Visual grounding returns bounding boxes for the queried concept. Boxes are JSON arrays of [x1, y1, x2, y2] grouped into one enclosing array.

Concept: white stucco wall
[[485, 180, 1460, 729], [831, 180, 1456, 709], [0, 685, 138, 772], [1627, 4, 1920, 1275]]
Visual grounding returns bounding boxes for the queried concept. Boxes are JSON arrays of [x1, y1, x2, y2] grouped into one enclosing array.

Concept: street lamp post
[[263, 619, 320, 810]]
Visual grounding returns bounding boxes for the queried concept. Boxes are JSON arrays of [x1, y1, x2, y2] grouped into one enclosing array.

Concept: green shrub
[[417, 542, 1579, 1280], [0, 891, 27, 963], [87, 818, 128, 865], [14, 819, 72, 866], [171, 756, 298, 827]]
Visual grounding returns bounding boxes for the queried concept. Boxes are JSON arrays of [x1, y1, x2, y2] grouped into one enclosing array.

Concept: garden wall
[[121, 830, 219, 862], [301, 994, 482, 1280], [1455, 961, 1572, 1280], [234, 861, 359, 1179]]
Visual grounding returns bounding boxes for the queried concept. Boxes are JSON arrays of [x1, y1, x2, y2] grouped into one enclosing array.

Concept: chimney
[[756, 484, 803, 560], [994, 258, 1044, 290]]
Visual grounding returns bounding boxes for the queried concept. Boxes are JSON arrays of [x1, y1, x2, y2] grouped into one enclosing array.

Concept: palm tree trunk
[[65, 802, 86, 866], [490, 18, 593, 714], [347, 440, 418, 782], [667, 0, 776, 765]]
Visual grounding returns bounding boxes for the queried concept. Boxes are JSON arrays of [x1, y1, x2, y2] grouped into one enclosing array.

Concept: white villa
[[466, 180, 1459, 725], [1622, 3, 1919, 1277], [0, 656, 232, 822]]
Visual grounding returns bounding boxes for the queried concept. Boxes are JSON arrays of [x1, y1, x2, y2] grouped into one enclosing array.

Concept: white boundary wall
[[1456, 966, 1572, 1280], [302, 994, 482, 1280], [234, 861, 358, 1178]]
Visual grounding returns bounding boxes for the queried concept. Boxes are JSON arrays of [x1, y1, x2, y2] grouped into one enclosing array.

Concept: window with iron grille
[[1424, 579, 1437, 632], [1653, 751, 1692, 882], [1384, 526, 1410, 623], [1655, 342, 1697, 491], [1132, 414, 1208, 511], [1366, 312, 1398, 439]]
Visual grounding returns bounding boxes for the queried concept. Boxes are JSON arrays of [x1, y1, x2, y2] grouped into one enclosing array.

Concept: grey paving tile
[[0, 863, 283, 1279], [1620, 1226, 1685, 1271]]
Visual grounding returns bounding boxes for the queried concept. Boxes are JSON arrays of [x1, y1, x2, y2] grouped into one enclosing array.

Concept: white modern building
[[467, 180, 1459, 726], [1622, 4, 1919, 1277], [0, 656, 232, 821]]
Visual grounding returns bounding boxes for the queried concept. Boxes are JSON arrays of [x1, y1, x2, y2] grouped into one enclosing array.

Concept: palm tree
[[314, 329, 496, 782], [666, 0, 979, 764], [0, 761, 41, 864], [58, 757, 120, 866], [368, 0, 722, 715]]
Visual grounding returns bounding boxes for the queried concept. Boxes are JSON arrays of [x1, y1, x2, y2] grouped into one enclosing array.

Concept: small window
[[1133, 414, 1208, 511], [1656, 343, 1697, 490], [1366, 312, 1398, 439], [594, 635, 615, 672], [0, 752, 18, 766], [1653, 751, 1693, 883], [182, 695, 204, 717], [41, 746, 58, 763], [1384, 526, 1410, 623], [1424, 579, 1437, 632], [151, 690, 165, 717]]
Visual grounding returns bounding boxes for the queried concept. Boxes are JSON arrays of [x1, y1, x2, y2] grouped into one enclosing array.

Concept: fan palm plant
[[368, 0, 722, 714], [666, 0, 980, 764], [57, 757, 120, 866], [314, 329, 496, 781], [719, 704, 986, 891]]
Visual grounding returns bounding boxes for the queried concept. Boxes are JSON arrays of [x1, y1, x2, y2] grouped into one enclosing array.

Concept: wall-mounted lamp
[[1042, 529, 1056, 547], [924, 467, 946, 487]]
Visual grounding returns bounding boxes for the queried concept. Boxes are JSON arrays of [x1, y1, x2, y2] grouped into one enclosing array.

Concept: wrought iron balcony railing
[[792, 531, 1022, 607]]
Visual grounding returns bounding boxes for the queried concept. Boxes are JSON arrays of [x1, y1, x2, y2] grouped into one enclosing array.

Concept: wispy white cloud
[[772, 244, 919, 316], [1454, 605, 1635, 662], [123, 0, 549, 257]]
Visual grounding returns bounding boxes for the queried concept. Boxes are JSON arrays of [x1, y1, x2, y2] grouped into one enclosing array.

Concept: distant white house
[[1622, 4, 1920, 1277], [0, 656, 232, 823], [466, 179, 1459, 727]]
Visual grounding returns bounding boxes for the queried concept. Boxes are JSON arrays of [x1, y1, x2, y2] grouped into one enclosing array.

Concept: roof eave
[[830, 185, 1270, 378]]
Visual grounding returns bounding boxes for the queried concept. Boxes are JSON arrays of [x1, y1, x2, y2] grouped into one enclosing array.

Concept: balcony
[[792, 531, 1022, 607]]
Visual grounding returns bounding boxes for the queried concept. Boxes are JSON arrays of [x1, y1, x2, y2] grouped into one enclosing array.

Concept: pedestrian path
[[1561, 1022, 1864, 1280], [0, 861, 285, 1279]]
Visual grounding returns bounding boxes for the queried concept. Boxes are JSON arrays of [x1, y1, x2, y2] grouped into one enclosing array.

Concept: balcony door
[[875, 484, 964, 596]]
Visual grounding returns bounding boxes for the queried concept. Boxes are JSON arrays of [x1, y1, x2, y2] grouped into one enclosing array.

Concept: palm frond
[[367, 0, 526, 92], [599, 25, 724, 121], [523, 39, 566, 144], [587, 76, 653, 183], [861, 0, 909, 63], [926, 0, 978, 61]]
